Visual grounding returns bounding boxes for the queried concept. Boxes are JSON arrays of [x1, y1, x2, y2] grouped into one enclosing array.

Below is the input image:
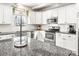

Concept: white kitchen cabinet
[[30, 11, 36, 24], [34, 31, 45, 42], [58, 7, 66, 24], [42, 10, 52, 24], [57, 4, 77, 24], [44, 10, 52, 19], [46, 10, 52, 19], [63, 34, 77, 51], [0, 4, 12, 24], [0, 4, 4, 24], [42, 11, 47, 24], [56, 33, 77, 53], [51, 9, 58, 17], [3, 5, 12, 24], [30, 11, 44, 24], [66, 4, 77, 23], [30, 10, 56, 24], [35, 12, 42, 24], [56, 33, 63, 47], [0, 34, 13, 40]]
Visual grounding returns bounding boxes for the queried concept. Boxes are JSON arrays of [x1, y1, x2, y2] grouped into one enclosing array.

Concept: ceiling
[[15, 3, 75, 11], [21, 3, 44, 8], [1, 3, 75, 11], [20, 3, 58, 9]]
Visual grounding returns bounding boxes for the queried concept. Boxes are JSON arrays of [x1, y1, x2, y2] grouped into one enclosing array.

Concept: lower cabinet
[[56, 33, 77, 54], [34, 31, 45, 42], [56, 33, 64, 47], [0, 34, 13, 40]]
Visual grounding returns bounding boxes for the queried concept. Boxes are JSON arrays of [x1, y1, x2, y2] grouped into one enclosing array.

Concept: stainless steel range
[[45, 26, 60, 40]]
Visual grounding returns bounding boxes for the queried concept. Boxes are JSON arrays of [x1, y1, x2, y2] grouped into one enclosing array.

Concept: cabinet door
[[42, 10, 52, 24], [45, 10, 52, 19], [63, 35, 77, 51], [3, 5, 12, 24], [56, 33, 63, 47], [51, 9, 58, 17], [66, 4, 77, 23], [30, 11, 36, 24], [58, 7, 66, 24], [42, 11, 48, 24], [34, 31, 45, 42], [0, 5, 3, 24], [35, 12, 42, 24], [56, 33, 77, 52]]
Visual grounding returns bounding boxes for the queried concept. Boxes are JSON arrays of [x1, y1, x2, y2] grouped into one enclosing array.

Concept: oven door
[[45, 32, 54, 40]]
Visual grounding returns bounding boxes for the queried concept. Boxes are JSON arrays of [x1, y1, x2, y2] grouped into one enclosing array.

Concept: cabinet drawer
[[66, 34, 76, 41], [63, 38, 77, 51], [56, 33, 77, 52], [56, 33, 62, 36], [56, 33, 63, 47], [0, 35, 6, 39], [56, 38, 63, 47], [62, 34, 77, 51], [0, 35, 13, 40]]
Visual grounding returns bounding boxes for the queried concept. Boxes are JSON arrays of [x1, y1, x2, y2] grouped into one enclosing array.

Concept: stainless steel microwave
[[47, 17, 58, 24]]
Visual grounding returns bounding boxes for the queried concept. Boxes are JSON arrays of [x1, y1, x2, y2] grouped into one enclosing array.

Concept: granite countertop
[[0, 30, 34, 35], [56, 32, 76, 35], [0, 38, 76, 56], [30, 39, 74, 56], [0, 32, 15, 35]]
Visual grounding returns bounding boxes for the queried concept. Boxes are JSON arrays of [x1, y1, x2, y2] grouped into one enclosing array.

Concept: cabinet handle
[[59, 34, 61, 36], [68, 36, 71, 37], [62, 38, 66, 40]]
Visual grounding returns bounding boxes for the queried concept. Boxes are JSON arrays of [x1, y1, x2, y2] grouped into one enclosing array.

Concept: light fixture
[[16, 4, 25, 9]]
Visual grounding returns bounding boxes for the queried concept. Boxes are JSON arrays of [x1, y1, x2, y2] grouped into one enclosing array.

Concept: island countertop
[[0, 38, 76, 56], [0, 30, 34, 35]]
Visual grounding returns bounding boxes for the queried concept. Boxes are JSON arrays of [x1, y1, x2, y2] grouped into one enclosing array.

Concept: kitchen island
[[0, 38, 76, 56]]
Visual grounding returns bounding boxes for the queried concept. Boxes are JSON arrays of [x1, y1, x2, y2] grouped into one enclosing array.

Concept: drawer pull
[[62, 38, 66, 40], [68, 36, 71, 37]]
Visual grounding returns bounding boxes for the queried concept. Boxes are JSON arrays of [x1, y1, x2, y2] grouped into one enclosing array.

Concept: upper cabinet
[[42, 9, 58, 24], [42, 11, 48, 24], [66, 4, 77, 23], [58, 4, 77, 24], [42, 10, 52, 24], [58, 7, 66, 24], [0, 5, 4, 24], [35, 12, 42, 24], [0, 4, 12, 24], [30, 11, 45, 24], [29, 4, 77, 24], [30, 11, 36, 24], [45, 10, 52, 19], [51, 9, 58, 17], [3, 5, 12, 24]]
